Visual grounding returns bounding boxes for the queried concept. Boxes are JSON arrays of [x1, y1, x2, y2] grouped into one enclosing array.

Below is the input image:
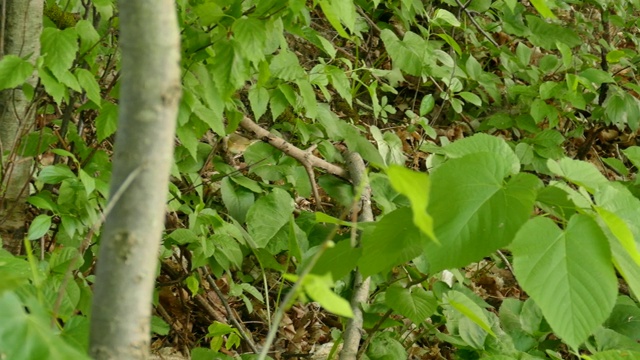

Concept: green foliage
[[512, 216, 617, 349], [3, 0, 640, 358], [0, 292, 90, 360], [0, 55, 35, 91]]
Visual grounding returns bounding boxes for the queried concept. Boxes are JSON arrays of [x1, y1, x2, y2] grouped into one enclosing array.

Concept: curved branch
[[239, 116, 348, 179]]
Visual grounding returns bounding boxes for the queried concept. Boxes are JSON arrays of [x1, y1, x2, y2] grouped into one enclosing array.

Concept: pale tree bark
[[89, 1, 181, 359], [340, 152, 373, 360], [0, 1, 43, 254]]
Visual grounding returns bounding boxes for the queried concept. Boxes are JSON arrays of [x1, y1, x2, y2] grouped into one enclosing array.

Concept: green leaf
[[336, 0, 357, 32], [27, 192, 57, 212], [230, 175, 262, 193], [248, 85, 269, 120], [511, 216, 617, 349], [342, 126, 385, 167], [74, 68, 101, 106], [57, 69, 81, 92], [595, 183, 640, 298], [420, 94, 435, 116], [38, 165, 75, 184], [176, 125, 199, 160], [75, 20, 100, 58], [192, 348, 232, 360], [269, 51, 305, 81], [386, 166, 436, 242], [386, 286, 437, 324], [604, 296, 640, 342], [312, 238, 361, 280], [189, 63, 225, 135], [557, 42, 573, 69], [380, 30, 428, 77], [185, 274, 200, 297], [547, 157, 608, 193], [371, 127, 405, 166], [516, 42, 532, 65], [0, 55, 34, 91], [359, 207, 427, 278], [433, 9, 461, 27], [606, 50, 626, 64], [28, 214, 52, 240], [601, 157, 628, 176], [95, 102, 118, 141], [211, 234, 243, 270], [246, 188, 294, 248], [207, 321, 237, 337], [232, 17, 267, 63], [458, 92, 482, 106], [221, 178, 254, 223], [0, 293, 91, 360], [536, 184, 577, 221], [498, 299, 538, 352], [539, 81, 563, 100], [318, 0, 350, 39], [589, 350, 640, 360], [39, 67, 67, 104], [579, 68, 615, 86], [317, 174, 354, 207], [78, 169, 95, 195], [595, 207, 640, 268], [623, 146, 640, 169], [366, 332, 407, 360], [436, 33, 462, 55], [526, 16, 580, 50], [0, 252, 31, 292], [442, 133, 520, 174], [465, 56, 482, 80], [296, 78, 318, 119], [530, 0, 556, 19], [151, 316, 170, 336], [538, 54, 566, 74], [325, 65, 352, 105], [211, 39, 248, 100], [530, 98, 555, 124], [445, 290, 496, 336], [167, 229, 199, 245], [287, 217, 303, 262], [604, 93, 627, 126], [41, 27, 78, 78], [302, 273, 353, 318], [467, 0, 491, 12], [426, 152, 541, 272]]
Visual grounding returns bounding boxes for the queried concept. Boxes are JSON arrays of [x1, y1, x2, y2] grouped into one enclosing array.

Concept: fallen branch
[[239, 116, 348, 179], [203, 268, 260, 354], [239, 116, 348, 209]]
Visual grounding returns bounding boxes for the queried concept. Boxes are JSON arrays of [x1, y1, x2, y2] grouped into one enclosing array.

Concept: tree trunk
[[0, 1, 43, 254], [89, 1, 181, 359]]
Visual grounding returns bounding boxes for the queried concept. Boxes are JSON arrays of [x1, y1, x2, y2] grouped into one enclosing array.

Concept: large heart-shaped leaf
[[425, 152, 541, 272], [246, 188, 294, 248], [386, 286, 437, 324], [511, 215, 617, 349]]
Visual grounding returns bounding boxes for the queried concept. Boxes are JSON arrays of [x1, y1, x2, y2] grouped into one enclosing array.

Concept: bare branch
[[239, 116, 348, 179], [340, 151, 373, 360]]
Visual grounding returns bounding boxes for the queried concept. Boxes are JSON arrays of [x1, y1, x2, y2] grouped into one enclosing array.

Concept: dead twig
[[203, 268, 260, 354], [453, 0, 499, 48]]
